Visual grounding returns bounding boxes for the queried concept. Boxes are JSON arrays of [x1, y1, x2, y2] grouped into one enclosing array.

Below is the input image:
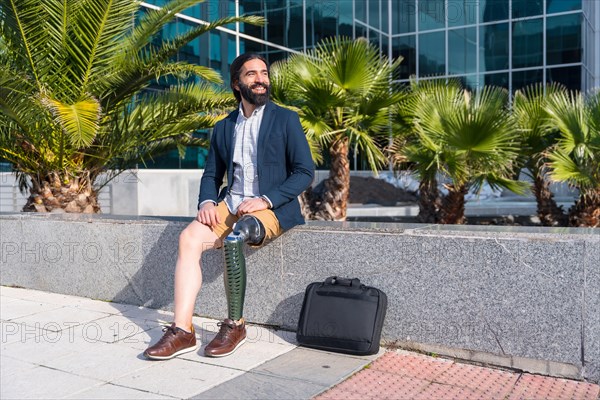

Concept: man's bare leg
[[173, 220, 219, 331], [143, 220, 220, 360]]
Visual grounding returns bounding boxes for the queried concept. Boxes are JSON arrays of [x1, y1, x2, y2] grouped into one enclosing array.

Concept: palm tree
[[512, 83, 567, 226], [0, 0, 262, 213], [389, 79, 448, 223], [544, 89, 600, 227], [270, 37, 404, 221], [392, 79, 526, 224]]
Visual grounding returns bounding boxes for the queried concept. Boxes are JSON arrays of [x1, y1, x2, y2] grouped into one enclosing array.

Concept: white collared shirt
[[224, 104, 266, 213]]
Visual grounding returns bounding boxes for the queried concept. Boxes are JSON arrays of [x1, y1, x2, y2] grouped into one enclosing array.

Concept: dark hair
[[230, 53, 269, 103]]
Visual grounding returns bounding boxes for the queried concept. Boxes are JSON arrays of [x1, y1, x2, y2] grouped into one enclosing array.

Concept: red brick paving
[[315, 351, 600, 400]]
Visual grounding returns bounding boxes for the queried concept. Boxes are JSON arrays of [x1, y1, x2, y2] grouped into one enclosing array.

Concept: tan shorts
[[211, 202, 282, 246]]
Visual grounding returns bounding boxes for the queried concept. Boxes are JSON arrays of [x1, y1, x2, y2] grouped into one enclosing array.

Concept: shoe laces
[[162, 324, 178, 335], [215, 320, 235, 340], [154, 324, 179, 346]]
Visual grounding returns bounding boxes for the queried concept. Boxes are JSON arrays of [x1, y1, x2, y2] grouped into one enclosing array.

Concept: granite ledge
[[1, 212, 597, 239]]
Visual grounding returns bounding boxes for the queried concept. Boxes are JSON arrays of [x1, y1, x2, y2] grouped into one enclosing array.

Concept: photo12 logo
[[1, 241, 141, 264], [2, 321, 145, 344]]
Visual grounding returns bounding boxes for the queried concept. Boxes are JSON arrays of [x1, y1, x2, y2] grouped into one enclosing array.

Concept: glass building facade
[[141, 0, 600, 168]]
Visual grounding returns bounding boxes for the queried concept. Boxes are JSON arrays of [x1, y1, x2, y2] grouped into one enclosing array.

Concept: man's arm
[[198, 124, 227, 208]]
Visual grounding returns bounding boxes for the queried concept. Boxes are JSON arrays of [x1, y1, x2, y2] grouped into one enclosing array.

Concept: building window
[[355, 0, 366, 22], [546, 0, 581, 14], [368, 0, 381, 30], [447, 0, 477, 27], [393, 0, 416, 34], [546, 13, 582, 65], [512, 0, 543, 19], [393, 35, 416, 79], [513, 69, 543, 93], [483, 72, 509, 89], [418, 31, 446, 76], [418, 0, 445, 31], [449, 27, 477, 75], [480, 0, 509, 23], [547, 65, 581, 91], [480, 22, 509, 72], [456, 74, 480, 91], [512, 18, 543, 69]]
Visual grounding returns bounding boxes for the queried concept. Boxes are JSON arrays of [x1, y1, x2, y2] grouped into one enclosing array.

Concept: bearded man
[[144, 53, 314, 359]]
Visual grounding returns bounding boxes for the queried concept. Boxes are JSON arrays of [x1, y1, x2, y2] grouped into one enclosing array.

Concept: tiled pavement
[[317, 352, 600, 400], [1, 286, 599, 399]]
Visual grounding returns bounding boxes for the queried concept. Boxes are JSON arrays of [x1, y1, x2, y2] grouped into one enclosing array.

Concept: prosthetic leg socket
[[222, 215, 266, 321]]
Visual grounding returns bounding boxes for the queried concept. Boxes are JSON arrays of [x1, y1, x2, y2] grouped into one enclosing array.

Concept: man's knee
[[179, 222, 215, 251]]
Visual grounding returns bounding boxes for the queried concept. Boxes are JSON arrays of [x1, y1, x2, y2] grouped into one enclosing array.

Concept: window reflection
[[393, 35, 416, 79], [456, 74, 480, 91], [513, 69, 543, 93], [480, 23, 509, 72], [512, 0, 543, 19], [547, 13, 582, 65], [547, 0, 581, 14], [484, 72, 509, 89], [512, 18, 543, 68], [419, 0, 445, 31], [369, 0, 380, 30], [547, 66, 581, 91], [480, 0, 509, 23], [393, 0, 416, 34], [419, 31, 446, 75], [355, 0, 366, 22], [448, 0, 477, 27], [449, 28, 477, 75]]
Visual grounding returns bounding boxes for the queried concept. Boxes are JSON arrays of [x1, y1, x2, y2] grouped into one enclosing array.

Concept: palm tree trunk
[[568, 189, 600, 227], [533, 175, 567, 226], [298, 187, 316, 220], [23, 172, 100, 213], [439, 184, 468, 224], [314, 138, 350, 221], [417, 179, 441, 223]]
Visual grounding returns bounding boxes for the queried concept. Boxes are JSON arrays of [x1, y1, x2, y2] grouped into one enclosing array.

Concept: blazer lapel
[[257, 101, 276, 166], [224, 109, 238, 163], [224, 109, 238, 186]]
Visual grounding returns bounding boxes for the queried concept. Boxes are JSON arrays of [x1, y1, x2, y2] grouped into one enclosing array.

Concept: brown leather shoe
[[204, 318, 246, 357], [144, 323, 198, 360]]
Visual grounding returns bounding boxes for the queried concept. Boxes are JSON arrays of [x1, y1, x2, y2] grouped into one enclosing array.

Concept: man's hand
[[236, 197, 269, 216], [196, 202, 220, 227]]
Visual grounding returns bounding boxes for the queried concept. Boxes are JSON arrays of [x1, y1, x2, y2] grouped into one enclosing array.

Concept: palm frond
[[150, 15, 264, 69], [544, 89, 600, 193], [122, 0, 203, 54], [68, 0, 138, 91], [545, 90, 588, 153], [0, 0, 45, 89], [546, 148, 595, 188], [40, 94, 101, 148]]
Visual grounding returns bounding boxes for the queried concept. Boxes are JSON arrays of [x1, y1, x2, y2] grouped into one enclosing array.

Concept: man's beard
[[239, 82, 270, 106]]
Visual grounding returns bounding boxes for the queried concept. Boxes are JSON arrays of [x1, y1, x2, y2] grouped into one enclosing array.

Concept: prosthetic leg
[[222, 215, 265, 321], [204, 215, 266, 357]]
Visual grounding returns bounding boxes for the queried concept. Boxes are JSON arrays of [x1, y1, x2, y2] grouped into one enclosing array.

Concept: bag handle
[[325, 276, 361, 287]]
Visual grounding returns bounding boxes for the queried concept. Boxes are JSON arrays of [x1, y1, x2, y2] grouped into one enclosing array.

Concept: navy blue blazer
[[198, 101, 315, 230]]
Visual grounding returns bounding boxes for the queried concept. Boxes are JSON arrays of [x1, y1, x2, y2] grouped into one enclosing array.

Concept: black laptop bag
[[296, 276, 387, 355]]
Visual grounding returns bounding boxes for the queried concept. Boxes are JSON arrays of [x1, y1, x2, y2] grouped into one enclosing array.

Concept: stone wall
[[1, 213, 598, 383]]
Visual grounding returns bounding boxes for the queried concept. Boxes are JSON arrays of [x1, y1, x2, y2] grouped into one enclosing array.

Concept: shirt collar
[[238, 103, 266, 120]]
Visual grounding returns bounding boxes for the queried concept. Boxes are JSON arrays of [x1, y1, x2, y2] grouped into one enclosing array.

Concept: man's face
[[235, 58, 270, 106]]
